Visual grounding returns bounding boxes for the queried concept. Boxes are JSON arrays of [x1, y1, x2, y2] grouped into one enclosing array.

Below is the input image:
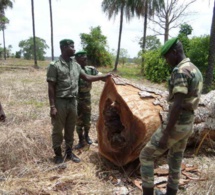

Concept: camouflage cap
[[75, 50, 87, 57], [161, 37, 178, 56], [59, 39, 74, 47]]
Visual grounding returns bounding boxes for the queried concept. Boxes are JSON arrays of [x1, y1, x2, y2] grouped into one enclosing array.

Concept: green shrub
[[143, 50, 170, 83], [187, 35, 209, 75]]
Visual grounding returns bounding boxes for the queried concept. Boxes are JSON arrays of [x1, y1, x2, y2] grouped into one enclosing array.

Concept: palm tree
[[48, 0, 54, 61], [203, 0, 215, 93], [127, 0, 164, 73], [102, 0, 133, 71], [0, 0, 13, 60], [31, 0, 38, 68]]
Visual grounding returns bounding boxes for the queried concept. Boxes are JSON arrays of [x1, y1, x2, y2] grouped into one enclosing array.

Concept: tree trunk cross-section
[[97, 77, 215, 166]]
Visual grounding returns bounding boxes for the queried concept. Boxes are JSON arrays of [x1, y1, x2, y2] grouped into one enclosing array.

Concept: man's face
[[76, 55, 87, 67], [164, 49, 177, 67], [65, 44, 75, 57]]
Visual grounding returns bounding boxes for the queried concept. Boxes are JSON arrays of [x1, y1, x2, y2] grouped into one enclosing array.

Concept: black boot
[[166, 186, 177, 195], [142, 187, 153, 195], [84, 129, 92, 145], [53, 147, 63, 164], [74, 132, 85, 149], [65, 147, 81, 163]]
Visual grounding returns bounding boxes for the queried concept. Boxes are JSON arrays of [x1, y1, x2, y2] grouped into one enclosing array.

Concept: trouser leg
[[139, 127, 168, 189], [74, 126, 85, 149], [51, 98, 67, 163], [64, 98, 77, 149], [167, 125, 192, 191]]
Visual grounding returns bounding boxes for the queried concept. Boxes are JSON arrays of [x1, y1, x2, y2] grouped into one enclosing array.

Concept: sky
[[2, 0, 214, 58]]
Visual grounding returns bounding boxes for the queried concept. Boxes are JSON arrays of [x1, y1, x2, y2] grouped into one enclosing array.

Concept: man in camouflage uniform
[[139, 38, 203, 195], [46, 39, 111, 164], [74, 51, 99, 149]]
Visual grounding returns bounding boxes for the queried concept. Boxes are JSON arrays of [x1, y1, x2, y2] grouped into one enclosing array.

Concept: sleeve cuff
[[172, 86, 188, 94], [47, 77, 56, 82]]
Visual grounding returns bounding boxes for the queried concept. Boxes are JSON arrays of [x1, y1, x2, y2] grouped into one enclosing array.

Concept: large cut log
[[97, 77, 215, 166]]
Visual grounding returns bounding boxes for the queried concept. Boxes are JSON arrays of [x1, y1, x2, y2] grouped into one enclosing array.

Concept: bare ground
[[0, 66, 214, 195]]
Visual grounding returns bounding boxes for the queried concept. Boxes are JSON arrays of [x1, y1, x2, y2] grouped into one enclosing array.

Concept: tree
[[139, 35, 161, 51], [80, 26, 112, 67], [203, 0, 215, 93], [126, 0, 164, 75], [48, 0, 54, 61], [0, 0, 13, 60], [19, 37, 49, 61], [150, 0, 197, 42], [31, 0, 38, 68], [119, 48, 129, 65], [187, 35, 209, 75], [0, 16, 9, 60], [179, 23, 193, 36], [101, 0, 133, 71], [128, 0, 164, 52], [178, 23, 193, 55]]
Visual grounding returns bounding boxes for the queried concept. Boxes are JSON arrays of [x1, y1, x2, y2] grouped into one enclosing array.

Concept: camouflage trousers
[[76, 94, 91, 134], [139, 111, 194, 190], [51, 97, 77, 149]]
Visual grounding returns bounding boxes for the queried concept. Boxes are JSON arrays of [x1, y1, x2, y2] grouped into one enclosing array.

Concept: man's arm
[[0, 102, 6, 122], [48, 81, 57, 117], [159, 92, 186, 148], [80, 72, 111, 82]]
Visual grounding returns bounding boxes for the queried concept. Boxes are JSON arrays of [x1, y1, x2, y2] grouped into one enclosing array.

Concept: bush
[[187, 35, 210, 75], [15, 51, 21, 58], [143, 49, 170, 83]]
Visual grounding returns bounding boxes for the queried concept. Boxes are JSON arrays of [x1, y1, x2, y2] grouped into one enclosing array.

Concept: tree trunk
[[203, 0, 215, 93], [31, 0, 38, 68], [113, 6, 124, 72], [141, 3, 148, 74], [2, 28, 6, 60], [97, 77, 215, 166], [49, 0, 54, 61]]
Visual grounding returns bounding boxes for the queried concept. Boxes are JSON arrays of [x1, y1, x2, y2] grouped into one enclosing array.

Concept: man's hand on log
[[101, 73, 112, 82]]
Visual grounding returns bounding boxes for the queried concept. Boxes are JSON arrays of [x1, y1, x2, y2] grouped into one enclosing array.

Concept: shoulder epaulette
[[50, 60, 59, 66]]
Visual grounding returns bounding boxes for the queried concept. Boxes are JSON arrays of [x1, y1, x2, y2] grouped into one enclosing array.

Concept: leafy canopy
[[19, 37, 49, 61], [80, 26, 112, 67]]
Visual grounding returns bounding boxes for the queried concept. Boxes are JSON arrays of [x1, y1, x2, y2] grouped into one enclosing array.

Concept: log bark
[[97, 77, 215, 166]]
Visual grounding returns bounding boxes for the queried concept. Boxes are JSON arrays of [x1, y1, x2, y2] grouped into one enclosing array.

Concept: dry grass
[[0, 59, 214, 195]]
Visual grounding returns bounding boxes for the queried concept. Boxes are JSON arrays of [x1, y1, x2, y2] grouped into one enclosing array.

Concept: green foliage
[[119, 48, 129, 65], [144, 49, 170, 83], [178, 33, 190, 55], [139, 35, 161, 51], [80, 26, 112, 67], [15, 51, 21, 58], [178, 23, 193, 55], [0, 46, 3, 58], [187, 35, 210, 75], [179, 23, 193, 36], [18, 37, 49, 61], [0, 15, 9, 30]]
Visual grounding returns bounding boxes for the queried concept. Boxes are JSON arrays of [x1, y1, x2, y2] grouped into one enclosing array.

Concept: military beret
[[75, 50, 87, 57], [59, 39, 74, 46], [161, 37, 178, 56]]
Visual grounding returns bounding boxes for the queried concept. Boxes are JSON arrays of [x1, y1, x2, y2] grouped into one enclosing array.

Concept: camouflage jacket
[[46, 56, 84, 98], [78, 66, 99, 94], [168, 58, 203, 110]]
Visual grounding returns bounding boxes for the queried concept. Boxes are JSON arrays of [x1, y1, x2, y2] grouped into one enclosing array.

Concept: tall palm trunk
[[2, 28, 6, 60], [141, 1, 148, 74], [49, 0, 54, 61], [203, 0, 215, 93], [113, 5, 124, 71], [31, 0, 38, 68]]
